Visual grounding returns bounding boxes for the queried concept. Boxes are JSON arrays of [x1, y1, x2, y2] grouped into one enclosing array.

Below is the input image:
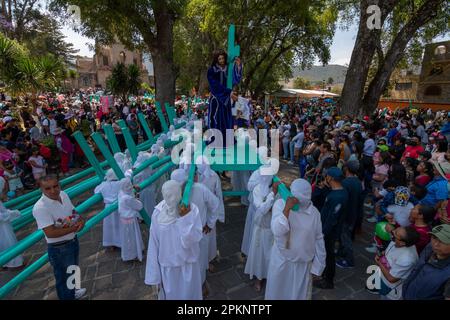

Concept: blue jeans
[[337, 223, 355, 265], [282, 139, 290, 160], [299, 156, 307, 178], [47, 237, 79, 300], [290, 141, 296, 162]]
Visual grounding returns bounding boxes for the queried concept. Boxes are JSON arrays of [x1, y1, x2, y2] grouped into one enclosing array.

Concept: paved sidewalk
[[1, 162, 378, 300]]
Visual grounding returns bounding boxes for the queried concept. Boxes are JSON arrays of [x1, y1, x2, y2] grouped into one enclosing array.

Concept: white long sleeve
[[253, 189, 275, 226], [311, 218, 326, 276], [271, 199, 290, 238], [177, 206, 203, 250], [145, 218, 162, 286]]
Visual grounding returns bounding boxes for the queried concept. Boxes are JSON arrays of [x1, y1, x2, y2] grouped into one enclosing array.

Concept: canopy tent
[[270, 88, 339, 98], [264, 88, 339, 109]]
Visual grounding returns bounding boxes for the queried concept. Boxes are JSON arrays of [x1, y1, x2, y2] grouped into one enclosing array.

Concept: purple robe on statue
[[207, 63, 243, 141]]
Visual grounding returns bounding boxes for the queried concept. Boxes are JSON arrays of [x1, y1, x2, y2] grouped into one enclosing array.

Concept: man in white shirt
[[41, 113, 57, 136], [32, 175, 86, 300], [373, 226, 420, 300]]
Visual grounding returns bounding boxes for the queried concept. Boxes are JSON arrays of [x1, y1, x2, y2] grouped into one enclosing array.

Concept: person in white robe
[[114, 152, 132, 174], [94, 169, 122, 249], [265, 179, 326, 300], [170, 169, 219, 292], [118, 177, 145, 262], [167, 125, 175, 140], [179, 142, 195, 175], [231, 128, 252, 206], [129, 151, 157, 220], [0, 201, 23, 268], [244, 172, 276, 291], [196, 155, 224, 264], [145, 180, 203, 300], [241, 147, 270, 256]]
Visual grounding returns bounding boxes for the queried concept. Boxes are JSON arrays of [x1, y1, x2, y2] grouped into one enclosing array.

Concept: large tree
[[0, 33, 66, 111], [293, 77, 312, 89], [50, 0, 187, 107], [0, 0, 78, 64], [175, 0, 337, 98], [107, 62, 142, 103], [340, 0, 449, 116]]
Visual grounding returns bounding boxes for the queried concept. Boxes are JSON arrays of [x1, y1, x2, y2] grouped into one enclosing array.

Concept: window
[[83, 76, 89, 86], [424, 85, 442, 96], [102, 55, 109, 66], [429, 65, 443, 76], [395, 82, 413, 91], [434, 45, 447, 55], [133, 58, 138, 65]]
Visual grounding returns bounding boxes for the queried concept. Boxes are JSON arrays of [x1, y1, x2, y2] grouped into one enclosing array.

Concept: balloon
[[375, 222, 391, 241]]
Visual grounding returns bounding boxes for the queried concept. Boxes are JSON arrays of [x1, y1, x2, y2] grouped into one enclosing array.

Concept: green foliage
[[1, 1, 78, 65], [293, 77, 312, 89], [49, 0, 187, 50], [107, 63, 142, 102], [175, 0, 338, 97], [0, 32, 66, 99], [40, 135, 56, 148], [327, 77, 334, 85], [141, 82, 154, 94]]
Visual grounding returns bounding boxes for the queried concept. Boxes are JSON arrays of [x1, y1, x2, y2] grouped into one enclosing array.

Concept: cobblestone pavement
[[1, 161, 378, 300]]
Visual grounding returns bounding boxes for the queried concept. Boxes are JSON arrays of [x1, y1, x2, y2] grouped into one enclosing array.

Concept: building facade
[[73, 42, 153, 90], [417, 41, 450, 104], [387, 67, 421, 101]]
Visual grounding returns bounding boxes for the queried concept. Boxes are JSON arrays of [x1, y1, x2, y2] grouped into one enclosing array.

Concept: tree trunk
[[340, 0, 396, 116], [7, 0, 11, 21], [361, 0, 444, 115], [151, 2, 176, 109], [198, 65, 209, 96]]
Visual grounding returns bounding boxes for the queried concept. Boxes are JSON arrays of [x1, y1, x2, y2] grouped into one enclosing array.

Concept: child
[[244, 173, 275, 292], [372, 151, 390, 190], [408, 204, 434, 254], [385, 186, 414, 227], [94, 169, 122, 250], [118, 177, 144, 262], [2, 159, 24, 196], [403, 157, 418, 187], [28, 146, 47, 181], [0, 201, 23, 269]]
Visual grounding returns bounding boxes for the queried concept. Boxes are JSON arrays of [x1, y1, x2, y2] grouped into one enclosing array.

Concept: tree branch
[[362, 0, 443, 112]]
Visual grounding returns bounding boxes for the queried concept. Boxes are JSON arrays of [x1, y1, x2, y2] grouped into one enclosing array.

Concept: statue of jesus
[[207, 50, 243, 141]]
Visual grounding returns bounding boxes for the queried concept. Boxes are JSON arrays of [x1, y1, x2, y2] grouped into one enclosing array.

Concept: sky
[[61, 20, 449, 68]]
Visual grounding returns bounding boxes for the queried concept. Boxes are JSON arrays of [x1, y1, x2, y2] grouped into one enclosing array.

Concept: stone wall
[[417, 41, 450, 103]]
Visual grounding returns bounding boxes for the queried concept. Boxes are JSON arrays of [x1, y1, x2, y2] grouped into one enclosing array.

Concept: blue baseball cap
[[326, 167, 344, 181]]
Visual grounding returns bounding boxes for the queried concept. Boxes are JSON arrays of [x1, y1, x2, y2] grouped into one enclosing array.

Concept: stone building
[[387, 67, 421, 101], [417, 40, 450, 103], [73, 42, 153, 90]]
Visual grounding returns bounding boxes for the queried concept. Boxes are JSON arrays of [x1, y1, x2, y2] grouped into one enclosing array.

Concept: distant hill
[[292, 64, 348, 84]]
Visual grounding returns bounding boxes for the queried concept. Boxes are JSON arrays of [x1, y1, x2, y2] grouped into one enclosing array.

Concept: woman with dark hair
[[207, 50, 243, 145], [431, 139, 448, 162], [389, 163, 407, 187], [415, 161, 433, 187]]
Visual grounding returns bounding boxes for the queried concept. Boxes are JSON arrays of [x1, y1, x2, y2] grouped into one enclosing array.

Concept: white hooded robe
[[145, 202, 203, 300], [265, 179, 326, 300], [0, 202, 23, 268]]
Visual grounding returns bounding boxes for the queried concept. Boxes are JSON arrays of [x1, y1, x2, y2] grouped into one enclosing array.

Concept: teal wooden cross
[[227, 24, 240, 89]]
